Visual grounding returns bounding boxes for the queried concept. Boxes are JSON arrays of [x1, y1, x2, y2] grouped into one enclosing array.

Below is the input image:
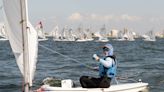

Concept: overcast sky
[[1, 0, 164, 34]]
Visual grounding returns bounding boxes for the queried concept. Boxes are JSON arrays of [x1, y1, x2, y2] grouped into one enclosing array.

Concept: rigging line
[[38, 44, 95, 70]]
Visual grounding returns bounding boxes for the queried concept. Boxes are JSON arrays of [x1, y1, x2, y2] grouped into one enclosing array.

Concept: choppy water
[[0, 38, 164, 92]]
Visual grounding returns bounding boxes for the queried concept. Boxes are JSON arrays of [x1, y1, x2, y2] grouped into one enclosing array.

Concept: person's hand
[[93, 54, 100, 61]]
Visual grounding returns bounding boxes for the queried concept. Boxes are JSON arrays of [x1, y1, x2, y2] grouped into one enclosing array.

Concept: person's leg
[[80, 76, 101, 88], [98, 77, 111, 88]]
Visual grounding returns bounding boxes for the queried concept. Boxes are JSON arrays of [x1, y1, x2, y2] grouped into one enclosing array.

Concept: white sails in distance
[[3, 0, 38, 86]]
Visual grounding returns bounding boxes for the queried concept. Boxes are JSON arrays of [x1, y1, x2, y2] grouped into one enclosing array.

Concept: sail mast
[[3, 0, 38, 91], [20, 0, 30, 91]]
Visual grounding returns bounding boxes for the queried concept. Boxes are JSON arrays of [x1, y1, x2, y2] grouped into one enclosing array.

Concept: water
[[0, 38, 164, 92]]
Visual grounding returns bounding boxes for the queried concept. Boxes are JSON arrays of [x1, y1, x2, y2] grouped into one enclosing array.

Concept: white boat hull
[[76, 39, 93, 42], [40, 82, 148, 92], [0, 38, 8, 41], [53, 39, 75, 42], [113, 38, 135, 41], [38, 38, 48, 41], [143, 39, 156, 42]]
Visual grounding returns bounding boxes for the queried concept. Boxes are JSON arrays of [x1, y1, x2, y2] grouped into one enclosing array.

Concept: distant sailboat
[[75, 27, 93, 42], [96, 25, 109, 42], [3, 0, 38, 92], [50, 25, 61, 40], [0, 23, 8, 41], [115, 28, 135, 41], [142, 30, 156, 41], [61, 26, 75, 41], [65, 28, 76, 41], [35, 21, 48, 41], [83, 28, 94, 41]]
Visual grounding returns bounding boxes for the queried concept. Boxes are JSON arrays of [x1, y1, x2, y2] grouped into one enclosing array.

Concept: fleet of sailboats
[[51, 25, 76, 41]]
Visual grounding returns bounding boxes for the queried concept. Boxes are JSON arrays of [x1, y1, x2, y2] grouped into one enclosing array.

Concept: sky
[[1, 0, 164, 34]]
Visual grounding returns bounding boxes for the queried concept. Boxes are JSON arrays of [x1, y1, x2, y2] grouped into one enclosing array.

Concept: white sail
[[35, 21, 46, 39], [51, 25, 60, 39], [143, 30, 156, 41], [3, 0, 38, 86], [97, 25, 109, 42]]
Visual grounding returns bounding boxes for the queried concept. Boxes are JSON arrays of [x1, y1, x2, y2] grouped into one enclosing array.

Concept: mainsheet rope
[[38, 44, 96, 70]]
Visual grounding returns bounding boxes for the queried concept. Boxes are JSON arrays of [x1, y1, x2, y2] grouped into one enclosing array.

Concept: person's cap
[[102, 44, 113, 56], [102, 44, 113, 49]]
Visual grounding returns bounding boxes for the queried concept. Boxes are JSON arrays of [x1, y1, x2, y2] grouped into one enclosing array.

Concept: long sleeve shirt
[[99, 57, 115, 68]]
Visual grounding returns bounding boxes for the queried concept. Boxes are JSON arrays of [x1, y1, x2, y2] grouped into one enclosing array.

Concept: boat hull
[[40, 82, 148, 92]]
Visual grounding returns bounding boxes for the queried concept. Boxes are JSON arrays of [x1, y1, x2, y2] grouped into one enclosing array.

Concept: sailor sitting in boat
[[80, 43, 117, 88]]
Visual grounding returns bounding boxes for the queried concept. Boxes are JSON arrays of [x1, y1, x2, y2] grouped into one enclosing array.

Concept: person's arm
[[99, 57, 113, 68]]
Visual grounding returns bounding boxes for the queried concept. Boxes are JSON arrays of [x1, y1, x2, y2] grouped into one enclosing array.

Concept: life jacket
[[99, 55, 117, 78]]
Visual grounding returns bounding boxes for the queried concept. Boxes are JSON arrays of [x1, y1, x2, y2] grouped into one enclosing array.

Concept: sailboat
[[3, 0, 38, 92], [75, 26, 93, 42], [50, 25, 62, 41], [96, 25, 109, 42], [115, 28, 135, 41], [35, 21, 48, 41], [0, 23, 8, 41], [59, 25, 75, 41], [142, 30, 156, 41], [3, 0, 148, 92]]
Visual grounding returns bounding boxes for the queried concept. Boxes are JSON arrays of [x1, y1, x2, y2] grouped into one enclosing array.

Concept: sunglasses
[[103, 47, 109, 51]]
